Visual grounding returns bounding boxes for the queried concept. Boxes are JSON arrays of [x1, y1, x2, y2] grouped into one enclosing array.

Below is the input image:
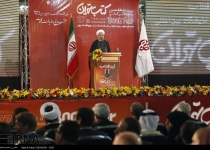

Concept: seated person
[[139, 109, 162, 135], [114, 117, 153, 145], [113, 131, 142, 145], [9, 107, 29, 133], [0, 122, 12, 145], [55, 120, 80, 145], [92, 103, 117, 128], [14, 112, 55, 145], [130, 102, 144, 120], [36, 102, 61, 139], [179, 120, 201, 145], [74, 107, 108, 137]]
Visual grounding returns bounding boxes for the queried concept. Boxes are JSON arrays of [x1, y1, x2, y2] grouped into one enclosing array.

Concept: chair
[[76, 135, 112, 145], [93, 125, 118, 141], [156, 123, 168, 137], [140, 134, 168, 145], [194, 121, 207, 128]]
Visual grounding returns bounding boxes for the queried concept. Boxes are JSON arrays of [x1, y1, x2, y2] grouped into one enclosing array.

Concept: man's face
[[165, 118, 173, 131], [14, 120, 28, 135], [114, 120, 128, 135], [98, 32, 104, 41]]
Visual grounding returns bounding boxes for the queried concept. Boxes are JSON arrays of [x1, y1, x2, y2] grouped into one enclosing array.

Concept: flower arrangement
[[91, 49, 103, 67], [1, 85, 210, 101]]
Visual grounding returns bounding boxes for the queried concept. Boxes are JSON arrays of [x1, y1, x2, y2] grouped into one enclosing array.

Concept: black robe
[[89, 40, 111, 53]]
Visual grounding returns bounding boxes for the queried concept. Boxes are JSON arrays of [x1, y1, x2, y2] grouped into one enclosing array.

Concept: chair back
[[76, 135, 112, 145], [194, 121, 207, 127], [93, 125, 117, 141], [140, 134, 168, 145]]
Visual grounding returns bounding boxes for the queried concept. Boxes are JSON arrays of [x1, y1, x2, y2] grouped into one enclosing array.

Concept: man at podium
[[89, 29, 111, 53]]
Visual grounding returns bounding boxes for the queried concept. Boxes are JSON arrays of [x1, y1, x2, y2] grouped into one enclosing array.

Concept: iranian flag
[[67, 17, 78, 78], [135, 19, 154, 78]]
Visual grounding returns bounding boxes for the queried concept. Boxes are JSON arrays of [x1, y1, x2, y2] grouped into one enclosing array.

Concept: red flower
[[88, 89, 92, 95], [78, 92, 82, 96], [106, 94, 110, 98], [27, 94, 31, 99]]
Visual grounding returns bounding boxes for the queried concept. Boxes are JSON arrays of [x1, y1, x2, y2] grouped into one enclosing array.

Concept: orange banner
[[1, 96, 210, 129]]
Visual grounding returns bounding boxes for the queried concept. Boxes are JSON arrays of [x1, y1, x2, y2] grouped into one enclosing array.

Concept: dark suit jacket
[[79, 128, 108, 137], [89, 40, 111, 53], [92, 119, 117, 128], [36, 122, 60, 136]]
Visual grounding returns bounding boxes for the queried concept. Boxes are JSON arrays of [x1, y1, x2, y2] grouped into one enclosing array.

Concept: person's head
[[55, 120, 80, 145], [113, 131, 142, 145], [92, 103, 110, 121], [40, 102, 61, 123], [191, 126, 210, 145], [14, 112, 37, 134], [114, 117, 141, 136], [180, 120, 201, 144], [165, 111, 190, 132], [139, 109, 159, 132], [176, 102, 191, 116], [96, 29, 105, 41], [75, 107, 95, 127], [12, 107, 29, 122], [130, 102, 144, 120]]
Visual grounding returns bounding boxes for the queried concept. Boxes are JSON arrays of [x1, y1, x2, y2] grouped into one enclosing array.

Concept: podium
[[90, 52, 122, 89]]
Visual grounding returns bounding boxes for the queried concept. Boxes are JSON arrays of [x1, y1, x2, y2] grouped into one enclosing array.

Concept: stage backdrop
[[29, 0, 141, 90], [0, 96, 210, 129]]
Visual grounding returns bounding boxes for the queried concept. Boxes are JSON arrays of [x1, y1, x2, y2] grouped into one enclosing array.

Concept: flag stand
[[69, 78, 73, 88], [141, 75, 148, 86]]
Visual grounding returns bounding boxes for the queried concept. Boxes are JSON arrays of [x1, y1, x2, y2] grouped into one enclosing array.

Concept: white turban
[[139, 109, 159, 132], [40, 102, 61, 120], [96, 29, 105, 36]]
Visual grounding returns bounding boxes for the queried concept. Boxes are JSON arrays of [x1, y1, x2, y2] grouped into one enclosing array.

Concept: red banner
[[0, 96, 210, 129], [29, 0, 141, 90]]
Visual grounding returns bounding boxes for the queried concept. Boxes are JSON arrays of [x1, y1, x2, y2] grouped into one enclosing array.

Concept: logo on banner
[[138, 39, 150, 51], [68, 41, 77, 51]]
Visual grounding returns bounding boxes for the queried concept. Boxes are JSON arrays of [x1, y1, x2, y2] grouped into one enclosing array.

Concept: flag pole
[[69, 14, 72, 88]]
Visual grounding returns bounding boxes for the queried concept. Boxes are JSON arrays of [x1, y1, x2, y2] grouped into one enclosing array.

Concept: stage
[[0, 95, 209, 128]]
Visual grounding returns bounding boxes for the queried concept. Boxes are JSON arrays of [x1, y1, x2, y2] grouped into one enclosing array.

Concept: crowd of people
[[0, 101, 209, 145]]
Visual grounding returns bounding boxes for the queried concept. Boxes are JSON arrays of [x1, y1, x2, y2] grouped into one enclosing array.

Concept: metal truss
[[19, 0, 29, 90]]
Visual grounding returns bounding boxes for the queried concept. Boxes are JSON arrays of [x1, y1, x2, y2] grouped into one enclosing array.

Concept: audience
[[139, 109, 160, 134], [0, 122, 11, 144], [165, 111, 190, 145], [14, 112, 55, 145], [114, 117, 141, 136], [74, 107, 108, 137], [176, 102, 207, 127], [92, 103, 117, 128], [130, 102, 144, 120], [179, 120, 201, 145], [36, 102, 61, 139], [9, 107, 29, 131], [191, 125, 210, 145], [113, 131, 142, 145], [114, 116, 152, 145], [55, 120, 80, 145], [1, 101, 210, 145]]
